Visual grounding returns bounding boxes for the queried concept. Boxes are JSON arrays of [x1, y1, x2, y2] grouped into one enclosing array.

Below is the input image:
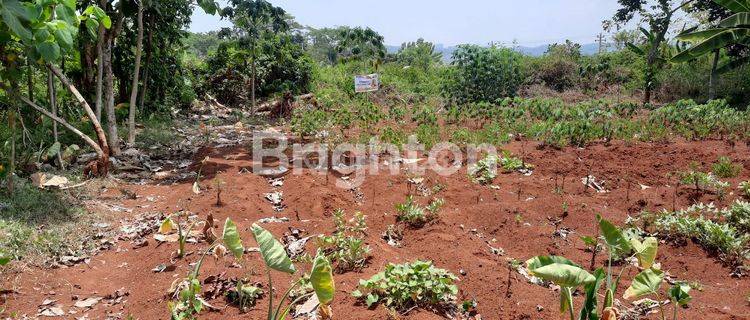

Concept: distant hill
[[387, 42, 605, 62]]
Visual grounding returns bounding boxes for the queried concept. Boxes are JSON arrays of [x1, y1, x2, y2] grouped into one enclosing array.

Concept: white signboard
[[354, 74, 379, 93]]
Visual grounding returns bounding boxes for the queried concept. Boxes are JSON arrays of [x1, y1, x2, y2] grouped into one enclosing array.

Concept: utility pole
[[596, 33, 606, 54]]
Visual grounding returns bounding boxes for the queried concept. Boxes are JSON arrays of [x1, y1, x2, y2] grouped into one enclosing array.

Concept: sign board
[[354, 74, 379, 93]]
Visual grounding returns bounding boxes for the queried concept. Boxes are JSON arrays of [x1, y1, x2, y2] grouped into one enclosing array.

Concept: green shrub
[[723, 201, 750, 233], [739, 181, 750, 198], [352, 260, 458, 310], [443, 44, 522, 104], [649, 203, 748, 266], [678, 165, 729, 195], [395, 196, 444, 228], [316, 209, 371, 273], [712, 156, 741, 178]]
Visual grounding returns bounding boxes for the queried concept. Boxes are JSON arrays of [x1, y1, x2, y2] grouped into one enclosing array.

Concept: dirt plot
[[2, 138, 749, 319]]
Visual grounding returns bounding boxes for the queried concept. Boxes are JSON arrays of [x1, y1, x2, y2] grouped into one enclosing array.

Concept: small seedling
[[316, 209, 371, 272], [712, 156, 741, 178], [395, 196, 444, 228]]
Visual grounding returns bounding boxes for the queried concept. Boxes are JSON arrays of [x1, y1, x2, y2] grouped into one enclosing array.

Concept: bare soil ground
[[2, 135, 749, 319]]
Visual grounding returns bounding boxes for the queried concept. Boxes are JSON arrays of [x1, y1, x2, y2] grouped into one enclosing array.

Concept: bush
[[316, 209, 371, 273], [352, 260, 458, 310], [723, 201, 750, 233], [443, 44, 522, 104], [712, 156, 741, 178], [395, 196, 444, 228]]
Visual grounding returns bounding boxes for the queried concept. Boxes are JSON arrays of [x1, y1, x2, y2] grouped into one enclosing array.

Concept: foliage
[[739, 181, 750, 198], [723, 200, 750, 233], [352, 260, 459, 310], [396, 38, 442, 70], [316, 209, 371, 273], [678, 165, 730, 195], [645, 203, 749, 266], [468, 154, 498, 185], [712, 156, 742, 178], [395, 196, 444, 228], [443, 44, 522, 104]]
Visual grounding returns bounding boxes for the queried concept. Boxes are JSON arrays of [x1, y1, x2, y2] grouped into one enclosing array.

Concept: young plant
[[723, 200, 750, 233], [160, 212, 198, 259], [352, 260, 459, 311], [468, 154, 498, 185], [678, 166, 729, 196], [316, 209, 371, 272], [739, 181, 750, 198], [168, 219, 244, 320], [395, 196, 444, 228], [712, 156, 741, 178], [250, 224, 335, 320]]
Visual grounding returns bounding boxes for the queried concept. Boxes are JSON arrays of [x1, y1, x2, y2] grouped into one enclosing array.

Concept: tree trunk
[[138, 17, 154, 111], [103, 38, 120, 155], [48, 69, 64, 169], [709, 49, 719, 100], [95, 24, 105, 122], [8, 107, 15, 194], [47, 63, 110, 175], [127, 2, 144, 146], [251, 41, 257, 113], [26, 56, 33, 101]]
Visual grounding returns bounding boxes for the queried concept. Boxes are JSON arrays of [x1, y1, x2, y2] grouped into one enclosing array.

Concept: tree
[[443, 44, 522, 104], [221, 0, 288, 112], [336, 27, 386, 71], [127, 0, 144, 146], [0, 0, 112, 176], [674, 0, 750, 99], [396, 38, 442, 70], [610, 0, 696, 104]]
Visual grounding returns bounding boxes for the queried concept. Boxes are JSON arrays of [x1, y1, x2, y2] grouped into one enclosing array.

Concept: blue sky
[[189, 0, 623, 46]]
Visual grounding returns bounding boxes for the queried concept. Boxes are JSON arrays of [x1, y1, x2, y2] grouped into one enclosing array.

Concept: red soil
[[2, 139, 750, 319]]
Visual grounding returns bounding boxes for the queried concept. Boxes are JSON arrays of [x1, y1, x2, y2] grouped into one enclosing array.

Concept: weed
[[395, 196, 444, 228], [316, 209, 371, 273], [226, 281, 263, 312], [712, 156, 741, 178], [739, 181, 750, 198], [352, 260, 458, 311]]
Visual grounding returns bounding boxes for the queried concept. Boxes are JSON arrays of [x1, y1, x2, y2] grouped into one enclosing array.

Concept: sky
[[189, 0, 623, 47]]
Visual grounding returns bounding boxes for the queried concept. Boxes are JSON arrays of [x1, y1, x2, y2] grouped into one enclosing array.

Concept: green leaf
[[46, 142, 61, 158], [53, 27, 73, 50], [623, 268, 664, 300], [528, 263, 596, 288], [579, 268, 605, 320], [250, 223, 296, 274], [630, 237, 658, 269], [673, 29, 750, 62], [718, 13, 750, 28], [222, 218, 244, 259], [310, 251, 335, 305], [62, 0, 76, 10], [1, 0, 33, 41], [35, 41, 60, 62], [717, 55, 750, 74], [100, 15, 111, 28], [668, 283, 692, 306], [597, 215, 632, 254], [626, 43, 645, 56], [713, 0, 750, 13], [365, 293, 378, 307], [525, 255, 578, 271], [54, 5, 77, 26], [85, 18, 99, 38], [0, 251, 11, 266]]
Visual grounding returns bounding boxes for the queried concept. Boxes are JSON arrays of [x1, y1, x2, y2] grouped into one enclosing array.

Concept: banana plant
[[672, 0, 750, 72], [251, 223, 335, 320]]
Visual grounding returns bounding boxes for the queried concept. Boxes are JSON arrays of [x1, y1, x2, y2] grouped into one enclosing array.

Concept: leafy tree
[[609, 0, 696, 104], [304, 26, 347, 65], [443, 44, 522, 104], [1, 0, 112, 177], [396, 38, 442, 70], [220, 0, 289, 112], [336, 26, 386, 72]]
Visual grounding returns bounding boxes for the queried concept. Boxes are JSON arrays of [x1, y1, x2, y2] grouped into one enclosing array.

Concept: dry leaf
[[192, 181, 201, 194]]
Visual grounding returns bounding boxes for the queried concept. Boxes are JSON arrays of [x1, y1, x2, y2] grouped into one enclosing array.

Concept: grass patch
[[0, 179, 103, 266]]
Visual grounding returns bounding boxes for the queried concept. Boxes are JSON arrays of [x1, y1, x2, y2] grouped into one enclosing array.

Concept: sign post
[[354, 74, 380, 93]]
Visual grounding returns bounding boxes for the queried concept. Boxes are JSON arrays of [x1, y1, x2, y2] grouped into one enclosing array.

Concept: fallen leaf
[[74, 297, 102, 309]]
